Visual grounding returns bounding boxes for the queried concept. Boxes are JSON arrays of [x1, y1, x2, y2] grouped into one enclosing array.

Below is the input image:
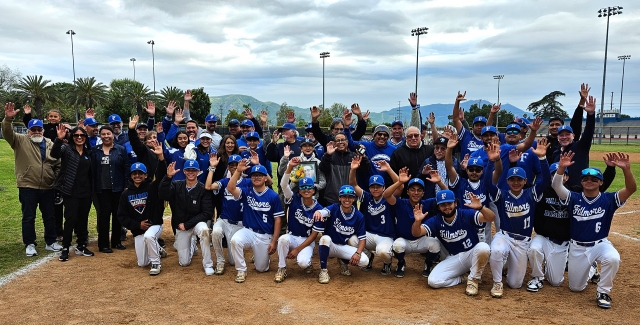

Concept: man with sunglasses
[[203, 114, 222, 151], [344, 122, 395, 187], [552, 151, 636, 309]]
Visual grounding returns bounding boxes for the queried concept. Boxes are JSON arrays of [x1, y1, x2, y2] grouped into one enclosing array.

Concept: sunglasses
[[375, 133, 389, 138], [467, 167, 483, 173], [406, 134, 420, 139], [299, 185, 314, 191], [72, 134, 87, 138], [506, 130, 520, 135], [581, 168, 602, 178]]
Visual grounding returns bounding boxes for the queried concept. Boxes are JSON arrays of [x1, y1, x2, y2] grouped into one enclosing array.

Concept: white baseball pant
[[527, 235, 569, 286], [568, 239, 620, 294], [277, 234, 315, 269], [428, 242, 490, 288], [347, 232, 394, 264], [211, 218, 243, 266], [134, 225, 163, 267], [175, 222, 213, 268], [490, 231, 531, 288], [319, 235, 369, 267], [392, 236, 440, 255], [230, 228, 273, 273]]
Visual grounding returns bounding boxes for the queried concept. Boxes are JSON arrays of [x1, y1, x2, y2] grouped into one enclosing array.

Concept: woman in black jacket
[[51, 125, 94, 261]]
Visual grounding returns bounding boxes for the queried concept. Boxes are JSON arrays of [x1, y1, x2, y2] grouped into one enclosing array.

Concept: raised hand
[[603, 152, 617, 167], [463, 193, 482, 210], [271, 129, 281, 142], [398, 167, 411, 183], [167, 162, 180, 177], [426, 170, 441, 184], [413, 203, 429, 222], [446, 132, 458, 149], [249, 150, 260, 165], [288, 156, 301, 167], [443, 126, 454, 139], [342, 109, 353, 126], [421, 164, 432, 175], [23, 104, 32, 115], [146, 101, 156, 116], [77, 119, 85, 129], [612, 152, 631, 169], [350, 155, 362, 169], [408, 92, 418, 107], [310, 106, 321, 121], [244, 107, 254, 120], [165, 100, 177, 115], [375, 160, 390, 172], [486, 142, 501, 162], [351, 103, 362, 117], [184, 90, 193, 102], [209, 152, 220, 167], [460, 154, 469, 170], [286, 111, 295, 123], [508, 149, 521, 163], [491, 103, 501, 114], [85, 107, 95, 118], [283, 145, 291, 157], [174, 109, 184, 124], [579, 83, 591, 99], [129, 115, 139, 129], [260, 110, 268, 125], [532, 138, 549, 158], [56, 124, 67, 140], [4, 102, 18, 118], [528, 116, 543, 131], [237, 159, 251, 173], [427, 112, 435, 125], [362, 110, 370, 121], [583, 96, 596, 115], [558, 151, 575, 169], [455, 91, 466, 103], [326, 141, 336, 155], [156, 121, 163, 133], [151, 140, 163, 156]]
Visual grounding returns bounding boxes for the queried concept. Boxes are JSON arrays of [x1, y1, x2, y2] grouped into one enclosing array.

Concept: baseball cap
[[228, 119, 240, 126], [436, 190, 456, 205], [301, 138, 314, 146], [338, 185, 357, 197], [228, 154, 242, 164], [205, 114, 218, 122], [506, 123, 520, 131], [135, 123, 149, 130], [27, 119, 44, 130], [549, 163, 560, 174], [130, 162, 148, 174], [108, 114, 122, 124], [249, 165, 268, 176], [391, 120, 403, 127], [514, 117, 531, 129], [481, 126, 498, 135], [199, 132, 213, 139], [84, 117, 98, 126], [305, 123, 313, 132], [473, 116, 488, 125], [434, 137, 448, 146], [241, 119, 254, 128], [299, 177, 315, 188], [278, 122, 296, 133], [408, 178, 425, 189], [245, 131, 260, 140], [581, 168, 603, 181], [507, 167, 526, 179], [557, 125, 573, 134], [369, 175, 385, 187], [373, 125, 390, 136], [184, 159, 200, 171], [467, 157, 484, 168]]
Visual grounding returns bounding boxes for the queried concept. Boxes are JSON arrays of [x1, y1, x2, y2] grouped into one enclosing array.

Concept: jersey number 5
[[263, 214, 268, 223]]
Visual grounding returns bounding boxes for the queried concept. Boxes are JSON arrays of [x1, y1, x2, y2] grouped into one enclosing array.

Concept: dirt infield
[[1, 199, 639, 324]]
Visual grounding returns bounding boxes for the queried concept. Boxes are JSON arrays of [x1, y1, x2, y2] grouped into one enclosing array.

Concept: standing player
[[552, 151, 636, 309], [227, 163, 284, 283], [412, 191, 494, 296]]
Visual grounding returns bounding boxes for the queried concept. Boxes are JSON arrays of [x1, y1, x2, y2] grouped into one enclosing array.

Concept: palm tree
[[127, 82, 155, 117], [15, 75, 52, 118], [159, 86, 184, 109], [71, 77, 108, 109]]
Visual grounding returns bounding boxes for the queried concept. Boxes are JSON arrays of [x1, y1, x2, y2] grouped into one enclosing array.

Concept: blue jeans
[[18, 188, 57, 246]]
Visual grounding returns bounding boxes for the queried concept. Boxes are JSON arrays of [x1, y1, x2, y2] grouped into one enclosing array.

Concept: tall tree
[[0, 64, 21, 92], [15, 75, 53, 118], [49, 82, 76, 122], [527, 91, 568, 119], [225, 109, 244, 124], [275, 102, 292, 126], [71, 77, 109, 110], [159, 86, 183, 109], [127, 81, 156, 118], [319, 103, 347, 127], [104, 78, 137, 122], [188, 88, 211, 123], [465, 103, 515, 129]]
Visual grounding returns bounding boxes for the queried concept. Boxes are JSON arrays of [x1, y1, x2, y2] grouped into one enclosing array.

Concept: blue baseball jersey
[[322, 204, 366, 245], [239, 187, 284, 235], [489, 183, 543, 237], [215, 178, 253, 223], [285, 193, 325, 237], [392, 197, 437, 241], [458, 128, 485, 158], [422, 208, 484, 256], [359, 191, 395, 238], [562, 191, 625, 242], [448, 175, 490, 208]]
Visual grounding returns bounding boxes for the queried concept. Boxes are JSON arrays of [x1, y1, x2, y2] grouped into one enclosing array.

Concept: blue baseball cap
[[468, 157, 484, 168], [241, 119, 254, 128], [305, 123, 313, 131], [130, 162, 148, 174], [436, 190, 456, 205], [299, 177, 315, 188], [506, 123, 520, 131], [240, 150, 251, 159], [27, 119, 44, 130], [369, 175, 385, 187], [338, 185, 357, 197], [391, 120, 403, 127], [408, 178, 425, 189], [549, 163, 560, 174], [245, 131, 260, 140], [278, 122, 296, 132], [184, 159, 200, 171], [581, 168, 603, 181], [228, 119, 240, 126], [228, 154, 242, 164], [84, 117, 98, 126], [514, 117, 531, 129], [108, 114, 122, 124], [205, 114, 218, 122], [558, 125, 573, 134], [481, 126, 497, 135], [473, 116, 488, 125], [249, 165, 268, 176], [507, 167, 526, 179]]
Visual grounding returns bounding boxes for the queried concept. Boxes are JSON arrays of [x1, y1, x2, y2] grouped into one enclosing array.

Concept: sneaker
[[59, 248, 69, 262], [422, 261, 433, 278], [158, 238, 166, 248], [491, 282, 504, 298], [215, 262, 225, 275], [274, 267, 287, 283], [54, 192, 63, 205], [149, 264, 162, 276], [527, 277, 543, 292], [304, 265, 313, 274], [596, 292, 612, 309], [590, 262, 601, 284], [25, 244, 38, 257], [361, 251, 374, 271], [466, 278, 479, 296], [381, 263, 392, 276], [159, 246, 167, 258], [46, 242, 63, 252], [318, 269, 330, 284], [395, 261, 406, 278], [204, 267, 215, 276], [75, 246, 95, 256], [235, 271, 247, 283], [338, 259, 351, 276]]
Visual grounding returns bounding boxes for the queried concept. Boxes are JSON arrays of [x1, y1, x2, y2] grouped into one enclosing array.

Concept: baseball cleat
[[75, 246, 94, 256], [158, 237, 166, 248], [274, 268, 287, 283], [318, 269, 330, 284], [215, 262, 225, 275], [149, 264, 162, 276], [590, 262, 601, 284], [204, 267, 215, 276], [235, 271, 247, 283], [465, 278, 479, 296], [25, 244, 38, 257], [381, 263, 392, 276], [304, 265, 314, 274], [46, 242, 63, 252], [422, 261, 433, 278], [361, 251, 374, 271], [338, 259, 351, 276], [596, 292, 612, 309], [59, 248, 69, 262], [491, 282, 504, 298], [526, 277, 543, 292], [159, 246, 168, 258], [394, 261, 406, 278]]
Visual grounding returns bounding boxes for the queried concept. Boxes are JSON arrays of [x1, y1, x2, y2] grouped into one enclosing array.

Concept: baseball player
[[204, 154, 251, 275], [313, 185, 369, 284], [552, 151, 636, 309], [348, 155, 397, 275], [276, 158, 325, 282], [412, 190, 494, 296], [158, 160, 215, 275], [485, 140, 549, 298], [116, 147, 168, 275], [227, 162, 284, 283]]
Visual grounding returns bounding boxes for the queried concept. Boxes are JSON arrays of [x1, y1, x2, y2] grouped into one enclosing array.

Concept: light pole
[[597, 6, 623, 144], [130, 58, 136, 81], [66, 29, 78, 123], [411, 27, 429, 96], [319, 52, 330, 110], [147, 40, 155, 91], [617, 55, 630, 115], [493, 75, 504, 129]]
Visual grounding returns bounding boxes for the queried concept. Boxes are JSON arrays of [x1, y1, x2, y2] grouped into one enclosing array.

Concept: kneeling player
[[412, 190, 494, 296]]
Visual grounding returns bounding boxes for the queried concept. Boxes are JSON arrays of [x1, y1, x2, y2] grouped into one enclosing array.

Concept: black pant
[[97, 190, 122, 248], [62, 196, 92, 248], [54, 190, 64, 237]]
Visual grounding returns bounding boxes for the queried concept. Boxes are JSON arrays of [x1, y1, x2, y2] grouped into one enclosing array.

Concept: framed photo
[[300, 161, 318, 184]]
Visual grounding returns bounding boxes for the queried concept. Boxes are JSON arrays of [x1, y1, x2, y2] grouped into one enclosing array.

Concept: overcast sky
[[1, 0, 639, 116]]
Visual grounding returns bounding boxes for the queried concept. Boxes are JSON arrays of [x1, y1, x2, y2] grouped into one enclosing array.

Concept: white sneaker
[[235, 271, 247, 283], [204, 267, 215, 276], [26, 244, 38, 257], [491, 282, 504, 298], [274, 267, 287, 283], [149, 264, 162, 276], [527, 277, 543, 292], [46, 242, 63, 252], [159, 246, 167, 258], [318, 269, 330, 284]]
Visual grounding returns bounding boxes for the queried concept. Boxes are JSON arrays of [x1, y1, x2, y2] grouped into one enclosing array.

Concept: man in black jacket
[[390, 126, 434, 198]]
